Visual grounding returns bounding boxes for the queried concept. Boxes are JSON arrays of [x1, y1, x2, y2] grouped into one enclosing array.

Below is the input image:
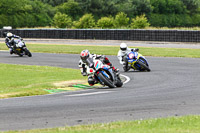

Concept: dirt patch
[[53, 80, 87, 87]]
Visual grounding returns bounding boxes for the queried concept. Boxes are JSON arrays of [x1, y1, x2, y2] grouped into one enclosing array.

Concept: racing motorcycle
[[123, 51, 150, 72], [11, 39, 32, 57], [86, 58, 123, 88]]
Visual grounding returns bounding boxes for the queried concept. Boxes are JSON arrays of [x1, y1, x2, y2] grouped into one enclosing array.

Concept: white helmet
[[7, 32, 13, 38], [120, 43, 127, 51]]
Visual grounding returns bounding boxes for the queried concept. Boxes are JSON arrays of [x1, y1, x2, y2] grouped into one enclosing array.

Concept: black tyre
[[115, 77, 123, 87], [24, 48, 32, 57], [97, 72, 115, 88], [137, 59, 151, 72]]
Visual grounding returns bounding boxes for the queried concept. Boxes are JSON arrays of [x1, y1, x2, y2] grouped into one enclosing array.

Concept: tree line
[[0, 0, 200, 29]]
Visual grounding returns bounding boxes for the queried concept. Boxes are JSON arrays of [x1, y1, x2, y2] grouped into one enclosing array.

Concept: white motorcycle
[[86, 58, 123, 88], [11, 39, 32, 57]]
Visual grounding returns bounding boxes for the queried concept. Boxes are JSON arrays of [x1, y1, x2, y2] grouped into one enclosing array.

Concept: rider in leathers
[[4, 32, 23, 54], [79, 49, 119, 86], [117, 43, 139, 71], [4, 32, 22, 54]]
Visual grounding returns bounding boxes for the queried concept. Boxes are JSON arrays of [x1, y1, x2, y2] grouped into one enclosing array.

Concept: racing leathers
[[5, 35, 22, 54], [117, 47, 139, 71], [79, 54, 119, 85]]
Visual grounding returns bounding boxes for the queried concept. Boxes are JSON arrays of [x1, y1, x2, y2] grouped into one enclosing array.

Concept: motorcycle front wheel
[[97, 72, 115, 88], [24, 48, 32, 57]]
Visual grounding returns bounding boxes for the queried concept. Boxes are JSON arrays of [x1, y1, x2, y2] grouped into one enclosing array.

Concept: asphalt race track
[[0, 51, 200, 131]]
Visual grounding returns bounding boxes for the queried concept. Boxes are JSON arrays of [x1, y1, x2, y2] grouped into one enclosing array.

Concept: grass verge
[[0, 43, 200, 58], [4, 115, 200, 133], [0, 63, 86, 99]]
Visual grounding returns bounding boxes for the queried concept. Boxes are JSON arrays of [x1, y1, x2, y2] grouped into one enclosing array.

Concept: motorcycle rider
[[117, 43, 139, 71], [4, 32, 22, 54], [79, 49, 119, 86]]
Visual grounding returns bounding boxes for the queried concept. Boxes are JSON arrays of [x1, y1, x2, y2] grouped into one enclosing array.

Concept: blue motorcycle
[[123, 51, 150, 72]]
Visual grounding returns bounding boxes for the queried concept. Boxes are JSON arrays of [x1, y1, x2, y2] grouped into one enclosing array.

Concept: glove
[[135, 48, 139, 52], [131, 48, 139, 52]]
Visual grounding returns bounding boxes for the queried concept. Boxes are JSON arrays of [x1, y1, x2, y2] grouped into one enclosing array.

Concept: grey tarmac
[[0, 50, 200, 131]]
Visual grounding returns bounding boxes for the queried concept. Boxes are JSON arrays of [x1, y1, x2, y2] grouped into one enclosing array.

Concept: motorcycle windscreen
[[86, 58, 94, 68]]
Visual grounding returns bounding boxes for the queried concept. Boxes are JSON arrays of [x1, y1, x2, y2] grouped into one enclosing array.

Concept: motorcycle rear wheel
[[137, 59, 151, 72], [97, 72, 115, 88]]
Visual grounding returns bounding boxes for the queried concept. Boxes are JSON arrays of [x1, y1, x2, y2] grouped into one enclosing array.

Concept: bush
[[97, 17, 114, 29], [114, 12, 129, 28], [130, 14, 150, 29], [149, 13, 200, 27], [73, 14, 96, 29], [52, 12, 72, 28]]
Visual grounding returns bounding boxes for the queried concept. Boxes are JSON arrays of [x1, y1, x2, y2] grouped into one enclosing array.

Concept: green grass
[[0, 63, 86, 98], [4, 115, 200, 133], [0, 43, 200, 58], [146, 26, 200, 30]]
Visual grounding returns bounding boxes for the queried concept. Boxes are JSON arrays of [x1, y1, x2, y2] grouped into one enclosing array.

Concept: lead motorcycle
[[123, 51, 150, 72], [86, 58, 123, 88], [10, 39, 32, 57]]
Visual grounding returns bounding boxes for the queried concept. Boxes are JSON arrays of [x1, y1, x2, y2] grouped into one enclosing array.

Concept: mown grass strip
[[0, 63, 86, 99], [4, 115, 200, 133], [0, 43, 200, 58]]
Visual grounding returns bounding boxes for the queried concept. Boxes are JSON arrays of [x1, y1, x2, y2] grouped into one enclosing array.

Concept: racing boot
[[123, 62, 130, 72], [88, 76, 95, 86]]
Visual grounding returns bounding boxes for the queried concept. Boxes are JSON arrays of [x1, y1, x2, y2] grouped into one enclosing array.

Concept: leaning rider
[[117, 43, 139, 71], [79, 49, 119, 86], [3, 32, 22, 54]]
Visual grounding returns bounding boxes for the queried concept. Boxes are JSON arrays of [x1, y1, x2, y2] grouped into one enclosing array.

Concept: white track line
[[120, 74, 130, 84], [67, 91, 111, 97]]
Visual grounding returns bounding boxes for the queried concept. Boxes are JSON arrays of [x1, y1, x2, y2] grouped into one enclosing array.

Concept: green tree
[[56, 0, 81, 20], [76, 0, 118, 20], [114, 0, 152, 18], [181, 0, 200, 14], [0, 0, 54, 28], [151, 0, 187, 14], [52, 12, 72, 28], [0, 0, 28, 28], [130, 14, 150, 29], [73, 14, 96, 28], [38, 0, 68, 6], [114, 12, 129, 28], [97, 17, 114, 29]]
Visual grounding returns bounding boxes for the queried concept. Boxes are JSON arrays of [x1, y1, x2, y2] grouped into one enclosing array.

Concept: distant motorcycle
[[11, 39, 32, 57], [123, 51, 150, 72], [86, 58, 123, 88]]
